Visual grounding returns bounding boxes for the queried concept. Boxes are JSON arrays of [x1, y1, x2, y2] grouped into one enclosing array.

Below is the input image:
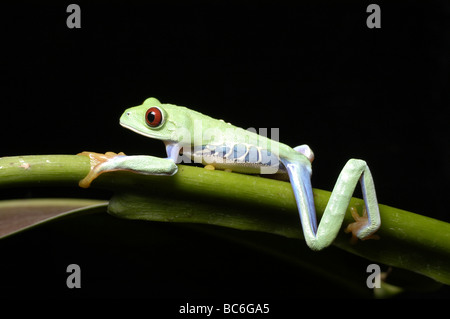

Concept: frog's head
[[120, 97, 195, 143]]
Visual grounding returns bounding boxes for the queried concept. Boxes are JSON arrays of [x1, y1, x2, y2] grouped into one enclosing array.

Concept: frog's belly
[[183, 143, 286, 176], [201, 156, 284, 174]]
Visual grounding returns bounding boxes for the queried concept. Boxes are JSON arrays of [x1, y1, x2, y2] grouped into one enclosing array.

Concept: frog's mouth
[[120, 121, 171, 144], [120, 122, 153, 139]]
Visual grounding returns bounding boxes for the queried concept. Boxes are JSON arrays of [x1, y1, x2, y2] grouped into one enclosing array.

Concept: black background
[[1, 0, 449, 301]]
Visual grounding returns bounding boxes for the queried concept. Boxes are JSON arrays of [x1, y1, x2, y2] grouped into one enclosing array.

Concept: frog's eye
[[145, 107, 163, 128]]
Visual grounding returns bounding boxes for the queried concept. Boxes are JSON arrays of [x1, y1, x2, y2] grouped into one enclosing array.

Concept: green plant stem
[[1, 154, 449, 285]]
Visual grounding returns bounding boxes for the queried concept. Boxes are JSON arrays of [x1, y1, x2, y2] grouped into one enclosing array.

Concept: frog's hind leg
[[345, 206, 380, 244], [281, 157, 381, 251]]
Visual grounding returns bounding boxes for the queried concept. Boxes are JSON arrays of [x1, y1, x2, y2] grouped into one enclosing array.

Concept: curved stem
[[1, 154, 449, 285]]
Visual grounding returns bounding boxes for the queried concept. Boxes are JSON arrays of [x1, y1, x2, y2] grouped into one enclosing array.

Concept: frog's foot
[[77, 151, 126, 188], [345, 206, 380, 244], [203, 165, 233, 173]]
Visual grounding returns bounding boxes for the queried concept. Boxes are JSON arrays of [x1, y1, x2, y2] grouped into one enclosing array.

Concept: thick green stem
[[1, 154, 449, 285], [0, 155, 90, 186]]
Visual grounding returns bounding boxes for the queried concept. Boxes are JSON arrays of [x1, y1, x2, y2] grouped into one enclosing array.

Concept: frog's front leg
[[281, 157, 381, 251], [77, 151, 178, 188]]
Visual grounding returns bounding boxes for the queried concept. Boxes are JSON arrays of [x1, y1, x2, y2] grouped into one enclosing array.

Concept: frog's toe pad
[[77, 151, 126, 188], [345, 206, 380, 244], [78, 151, 126, 167]]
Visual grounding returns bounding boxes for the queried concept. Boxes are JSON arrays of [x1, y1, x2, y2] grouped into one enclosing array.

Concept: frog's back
[[163, 102, 304, 175]]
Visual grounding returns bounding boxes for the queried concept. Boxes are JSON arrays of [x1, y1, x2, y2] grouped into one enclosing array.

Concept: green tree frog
[[80, 98, 381, 251]]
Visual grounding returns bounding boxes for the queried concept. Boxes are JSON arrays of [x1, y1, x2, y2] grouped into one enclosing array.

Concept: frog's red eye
[[145, 107, 163, 127]]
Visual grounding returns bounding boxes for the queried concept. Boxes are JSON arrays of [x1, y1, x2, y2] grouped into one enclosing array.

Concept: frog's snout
[[119, 107, 134, 126]]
